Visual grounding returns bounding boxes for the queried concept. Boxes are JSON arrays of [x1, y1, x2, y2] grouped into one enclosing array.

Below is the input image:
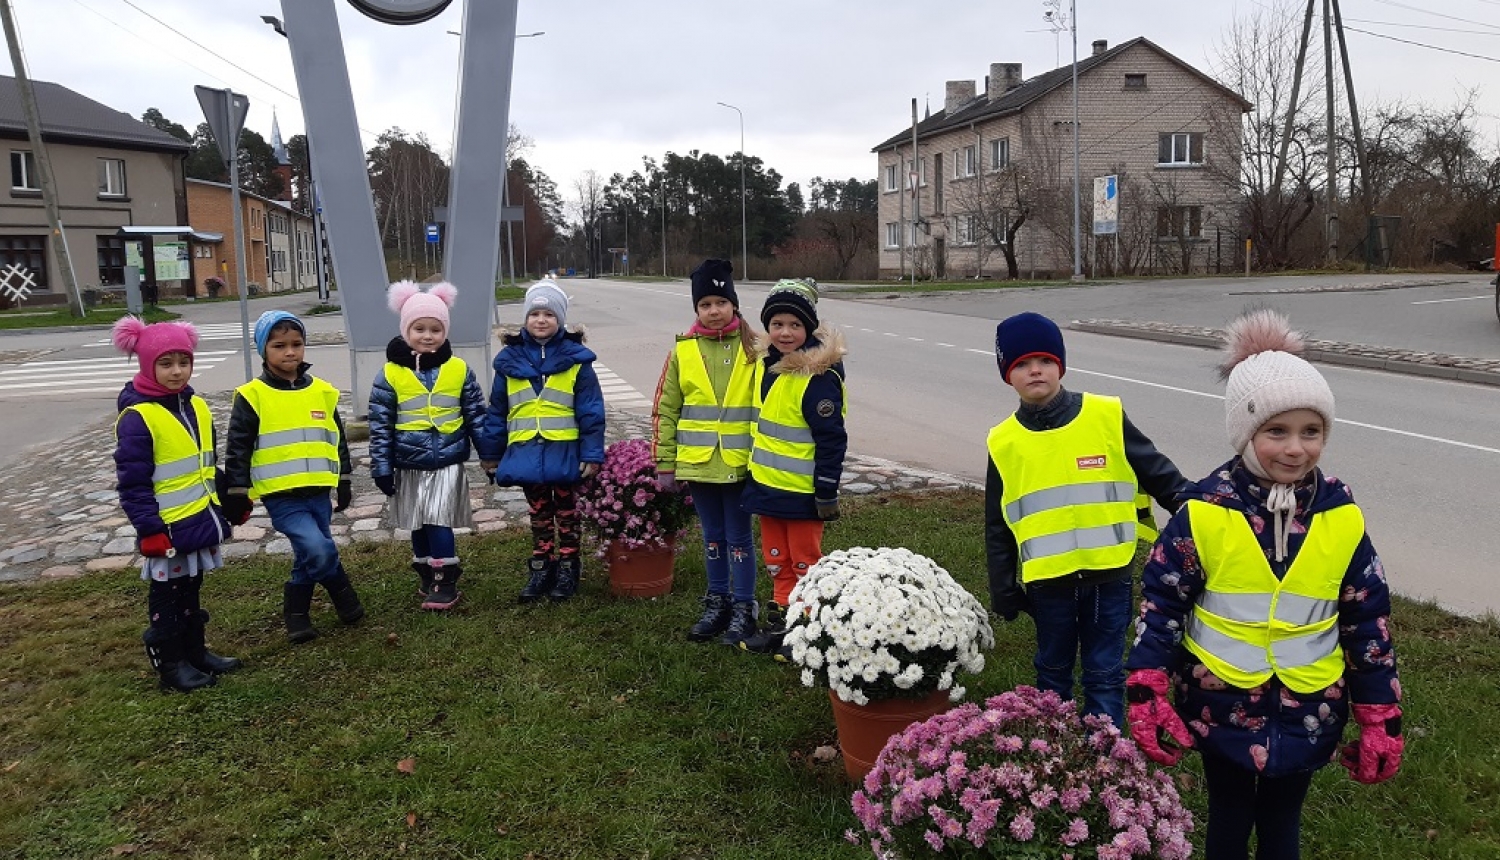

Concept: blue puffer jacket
[[368, 337, 487, 478], [1126, 459, 1400, 777], [476, 327, 605, 486], [114, 382, 231, 554]]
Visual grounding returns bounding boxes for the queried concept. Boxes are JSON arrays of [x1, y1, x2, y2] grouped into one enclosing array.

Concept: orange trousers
[[759, 516, 825, 606]]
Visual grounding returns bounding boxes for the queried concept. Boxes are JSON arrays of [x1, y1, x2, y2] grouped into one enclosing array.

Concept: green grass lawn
[[0, 305, 178, 330], [1, 490, 1496, 859]]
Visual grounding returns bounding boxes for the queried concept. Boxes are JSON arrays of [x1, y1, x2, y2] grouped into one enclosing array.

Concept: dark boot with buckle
[[719, 600, 759, 647], [688, 592, 733, 642], [422, 563, 463, 611], [548, 556, 581, 602], [323, 571, 366, 624], [411, 558, 434, 599], [143, 628, 216, 692], [283, 582, 320, 643], [185, 609, 242, 675], [740, 601, 788, 656], [519, 557, 556, 604]]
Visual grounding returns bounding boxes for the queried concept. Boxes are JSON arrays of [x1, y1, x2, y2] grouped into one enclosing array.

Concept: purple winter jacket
[[114, 382, 231, 554]]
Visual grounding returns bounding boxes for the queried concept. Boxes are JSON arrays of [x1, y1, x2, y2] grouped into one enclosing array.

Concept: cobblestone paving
[[0, 401, 973, 585]]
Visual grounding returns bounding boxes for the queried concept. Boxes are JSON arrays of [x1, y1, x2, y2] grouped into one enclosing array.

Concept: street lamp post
[[716, 101, 747, 281], [1068, 0, 1082, 281]]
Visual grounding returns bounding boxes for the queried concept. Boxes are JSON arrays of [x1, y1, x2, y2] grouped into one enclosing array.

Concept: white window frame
[[10, 150, 38, 191], [885, 222, 901, 249], [884, 163, 898, 192], [989, 137, 1010, 171], [955, 215, 978, 246], [98, 158, 127, 197], [956, 145, 976, 178], [1158, 132, 1204, 166]]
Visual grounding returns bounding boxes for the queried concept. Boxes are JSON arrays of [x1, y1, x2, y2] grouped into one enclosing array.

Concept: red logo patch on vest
[[311, 410, 327, 420], [1076, 455, 1107, 470]]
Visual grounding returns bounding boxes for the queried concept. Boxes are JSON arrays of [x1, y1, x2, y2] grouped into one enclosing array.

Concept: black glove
[[221, 492, 253, 526], [990, 586, 1032, 622], [374, 473, 396, 496], [335, 480, 352, 512], [815, 497, 840, 521]]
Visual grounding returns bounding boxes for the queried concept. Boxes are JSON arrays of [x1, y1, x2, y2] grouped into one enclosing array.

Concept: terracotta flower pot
[[828, 688, 951, 782], [605, 538, 675, 598]]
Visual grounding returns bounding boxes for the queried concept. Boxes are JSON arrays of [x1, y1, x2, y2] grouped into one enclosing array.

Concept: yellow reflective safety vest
[[507, 365, 581, 443], [237, 378, 341, 500], [987, 394, 1138, 583], [117, 397, 219, 524], [673, 338, 756, 467], [749, 364, 845, 495], [1136, 491, 1159, 543], [387, 358, 467, 434], [1183, 500, 1360, 694]]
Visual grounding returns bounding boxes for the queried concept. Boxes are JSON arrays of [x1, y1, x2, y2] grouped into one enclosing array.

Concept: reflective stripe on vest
[[507, 364, 581, 443], [236, 377, 342, 500], [1136, 491, 1159, 543], [1182, 499, 1363, 694], [673, 338, 757, 467], [116, 397, 219, 524], [388, 358, 467, 434], [987, 394, 1137, 583], [749, 363, 845, 494]]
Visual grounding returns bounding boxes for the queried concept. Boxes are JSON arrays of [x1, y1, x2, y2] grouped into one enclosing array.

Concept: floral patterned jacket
[[1126, 458, 1400, 777]]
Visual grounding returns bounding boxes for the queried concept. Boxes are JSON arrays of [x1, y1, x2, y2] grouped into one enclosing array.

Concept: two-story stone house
[[0, 74, 191, 305], [873, 38, 1251, 280]]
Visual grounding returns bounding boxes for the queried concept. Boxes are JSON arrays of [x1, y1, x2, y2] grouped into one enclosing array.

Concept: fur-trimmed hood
[[755, 326, 846, 376], [495, 323, 588, 347]]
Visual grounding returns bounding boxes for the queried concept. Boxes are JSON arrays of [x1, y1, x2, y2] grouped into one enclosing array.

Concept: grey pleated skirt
[[390, 463, 475, 530]]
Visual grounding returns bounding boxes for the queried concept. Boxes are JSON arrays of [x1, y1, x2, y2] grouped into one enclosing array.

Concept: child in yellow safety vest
[[223, 310, 362, 644], [477, 280, 606, 603], [369, 281, 488, 610], [738, 278, 847, 660], [1127, 309, 1401, 860], [652, 259, 761, 645], [112, 316, 242, 692], [984, 311, 1190, 730]]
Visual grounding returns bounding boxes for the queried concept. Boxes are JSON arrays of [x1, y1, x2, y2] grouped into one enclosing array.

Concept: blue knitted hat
[[253, 309, 306, 356], [995, 312, 1065, 382]]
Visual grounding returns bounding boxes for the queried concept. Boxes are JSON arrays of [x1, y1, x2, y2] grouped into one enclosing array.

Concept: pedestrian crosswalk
[[595, 363, 653, 411], [0, 350, 238, 398], [91, 323, 253, 346]]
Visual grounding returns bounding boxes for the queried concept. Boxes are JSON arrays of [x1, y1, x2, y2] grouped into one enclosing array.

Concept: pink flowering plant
[[785, 547, 994, 706], [848, 685, 1195, 860], [576, 439, 694, 554]]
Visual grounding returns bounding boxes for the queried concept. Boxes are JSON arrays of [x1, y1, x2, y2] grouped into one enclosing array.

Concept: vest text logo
[[1076, 455, 1107, 470], [311, 410, 327, 420]]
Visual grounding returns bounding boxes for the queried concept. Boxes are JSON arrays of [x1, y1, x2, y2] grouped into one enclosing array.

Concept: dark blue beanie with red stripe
[[995, 312, 1066, 382]]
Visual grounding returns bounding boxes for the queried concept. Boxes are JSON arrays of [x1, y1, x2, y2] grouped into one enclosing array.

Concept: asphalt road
[[4, 274, 1497, 617]]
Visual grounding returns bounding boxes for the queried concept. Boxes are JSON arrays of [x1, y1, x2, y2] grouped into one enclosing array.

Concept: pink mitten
[[1341, 703, 1403, 784], [1126, 669, 1194, 766]]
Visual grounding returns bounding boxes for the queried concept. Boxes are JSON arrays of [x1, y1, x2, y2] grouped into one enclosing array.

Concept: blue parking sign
[[425, 223, 440, 243]]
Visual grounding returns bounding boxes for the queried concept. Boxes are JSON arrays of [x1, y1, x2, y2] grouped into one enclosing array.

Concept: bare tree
[[572, 170, 606, 278]]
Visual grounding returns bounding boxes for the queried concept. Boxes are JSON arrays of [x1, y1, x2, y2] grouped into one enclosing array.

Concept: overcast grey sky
[[15, 0, 1500, 205]]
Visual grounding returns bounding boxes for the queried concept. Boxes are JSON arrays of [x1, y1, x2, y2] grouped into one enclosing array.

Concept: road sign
[[1092, 174, 1119, 236], [607, 247, 627, 253], [193, 86, 250, 169], [426, 223, 440, 244]]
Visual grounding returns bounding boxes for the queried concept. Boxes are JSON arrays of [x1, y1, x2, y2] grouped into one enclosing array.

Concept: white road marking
[[594, 363, 652, 411], [1411, 295, 1489, 305]]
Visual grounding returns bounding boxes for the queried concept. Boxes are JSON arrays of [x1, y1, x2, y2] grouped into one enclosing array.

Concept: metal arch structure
[[279, 0, 517, 414]]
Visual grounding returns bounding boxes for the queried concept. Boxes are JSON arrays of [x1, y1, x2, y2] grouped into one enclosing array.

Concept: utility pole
[[1323, 0, 1337, 265], [0, 0, 83, 317]]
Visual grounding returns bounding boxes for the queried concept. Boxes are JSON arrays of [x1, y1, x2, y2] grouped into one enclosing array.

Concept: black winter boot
[[283, 583, 320, 643], [718, 600, 759, 647], [185, 610, 242, 675], [422, 563, 463, 611], [548, 556, 581, 602], [323, 572, 366, 624], [519, 557, 556, 604], [411, 559, 434, 599], [688, 592, 734, 642], [143, 628, 216, 692]]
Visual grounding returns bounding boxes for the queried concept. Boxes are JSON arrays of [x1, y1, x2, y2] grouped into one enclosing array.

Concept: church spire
[[271, 110, 289, 166]]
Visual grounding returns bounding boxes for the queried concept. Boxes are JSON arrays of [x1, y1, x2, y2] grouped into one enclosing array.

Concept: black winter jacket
[[223, 363, 353, 498]]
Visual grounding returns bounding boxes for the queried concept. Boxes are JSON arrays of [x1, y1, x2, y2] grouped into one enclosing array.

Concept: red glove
[[1341, 703, 1403, 784], [1126, 669, 1194, 766], [139, 533, 174, 558]]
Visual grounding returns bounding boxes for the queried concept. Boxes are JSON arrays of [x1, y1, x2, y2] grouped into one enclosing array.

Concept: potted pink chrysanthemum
[[848, 686, 1195, 860], [577, 439, 693, 596]]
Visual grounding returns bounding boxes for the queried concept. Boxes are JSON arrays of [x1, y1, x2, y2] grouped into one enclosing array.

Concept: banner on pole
[[1092, 175, 1118, 236]]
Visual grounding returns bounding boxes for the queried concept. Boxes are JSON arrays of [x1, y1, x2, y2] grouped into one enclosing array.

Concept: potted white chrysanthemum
[[783, 546, 995, 780]]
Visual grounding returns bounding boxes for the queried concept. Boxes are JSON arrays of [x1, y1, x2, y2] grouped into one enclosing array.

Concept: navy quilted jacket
[[368, 338, 487, 478]]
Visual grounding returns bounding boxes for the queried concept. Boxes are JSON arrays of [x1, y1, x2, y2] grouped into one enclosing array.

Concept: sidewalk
[[0, 404, 973, 585]]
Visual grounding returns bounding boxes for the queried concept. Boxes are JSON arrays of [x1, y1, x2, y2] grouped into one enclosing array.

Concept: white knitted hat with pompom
[[1220, 309, 1335, 453]]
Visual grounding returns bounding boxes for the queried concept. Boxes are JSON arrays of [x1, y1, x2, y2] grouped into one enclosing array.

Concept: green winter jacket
[[652, 329, 755, 483]]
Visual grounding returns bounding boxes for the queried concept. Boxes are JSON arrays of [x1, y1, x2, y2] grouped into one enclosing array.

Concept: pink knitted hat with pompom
[[387, 280, 457, 346], [111, 316, 199, 396]]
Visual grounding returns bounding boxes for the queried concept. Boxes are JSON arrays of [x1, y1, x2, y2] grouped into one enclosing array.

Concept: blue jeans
[[1028, 576, 1132, 728], [263, 494, 341, 585], [411, 525, 456, 562], [689, 481, 757, 602]]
